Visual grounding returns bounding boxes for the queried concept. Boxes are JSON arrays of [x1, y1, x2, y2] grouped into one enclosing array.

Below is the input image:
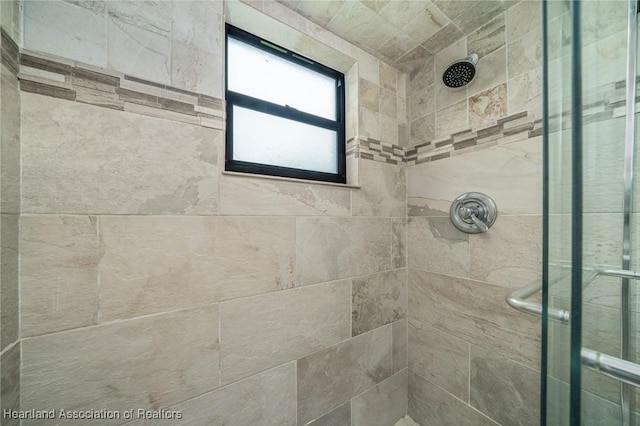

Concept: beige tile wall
[[0, 19, 21, 424], [15, 1, 409, 425], [405, 2, 545, 425], [409, 0, 543, 148]]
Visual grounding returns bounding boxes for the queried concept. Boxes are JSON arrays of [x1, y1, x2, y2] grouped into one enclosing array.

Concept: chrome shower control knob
[[449, 192, 498, 234]]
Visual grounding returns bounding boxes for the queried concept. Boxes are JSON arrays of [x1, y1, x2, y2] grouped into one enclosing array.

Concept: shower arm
[[506, 267, 640, 388]]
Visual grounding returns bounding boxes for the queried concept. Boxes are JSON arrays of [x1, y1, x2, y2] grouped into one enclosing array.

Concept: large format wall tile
[[408, 318, 469, 401], [408, 136, 542, 216], [307, 402, 351, 426], [408, 216, 469, 277], [133, 363, 296, 426], [296, 217, 392, 286], [352, 161, 406, 217], [21, 306, 220, 421], [297, 324, 393, 425], [0, 214, 18, 350], [23, 1, 107, 67], [408, 371, 498, 426], [352, 369, 408, 426], [352, 269, 407, 336], [220, 280, 350, 384], [470, 345, 540, 426], [20, 215, 99, 337], [219, 175, 351, 216], [393, 318, 408, 373], [408, 269, 540, 368], [392, 218, 407, 269], [469, 215, 542, 288], [107, 5, 171, 85], [99, 216, 295, 321], [1, 342, 20, 425], [21, 93, 220, 215]]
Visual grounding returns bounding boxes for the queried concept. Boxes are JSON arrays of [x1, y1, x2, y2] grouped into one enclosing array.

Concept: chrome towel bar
[[506, 268, 640, 388]]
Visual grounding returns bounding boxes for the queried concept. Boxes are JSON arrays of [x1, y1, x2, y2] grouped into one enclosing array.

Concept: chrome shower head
[[442, 53, 479, 88]]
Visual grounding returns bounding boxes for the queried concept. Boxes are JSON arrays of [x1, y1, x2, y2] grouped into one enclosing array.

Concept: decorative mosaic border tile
[[405, 111, 542, 166], [0, 35, 225, 130]]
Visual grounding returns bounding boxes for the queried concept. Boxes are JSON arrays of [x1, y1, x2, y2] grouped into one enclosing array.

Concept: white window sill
[[221, 170, 361, 189]]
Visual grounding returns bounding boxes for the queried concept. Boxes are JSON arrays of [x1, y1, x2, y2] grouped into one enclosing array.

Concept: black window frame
[[225, 24, 346, 184]]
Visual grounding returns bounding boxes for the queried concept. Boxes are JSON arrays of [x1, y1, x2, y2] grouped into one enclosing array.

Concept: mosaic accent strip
[[357, 138, 405, 165], [405, 111, 541, 166], [12, 50, 225, 130]]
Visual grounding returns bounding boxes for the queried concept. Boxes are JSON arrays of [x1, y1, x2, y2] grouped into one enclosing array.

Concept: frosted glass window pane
[[228, 37, 336, 120], [233, 106, 337, 174]]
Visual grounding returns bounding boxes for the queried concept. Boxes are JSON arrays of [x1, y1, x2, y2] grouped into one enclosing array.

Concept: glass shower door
[[543, 0, 640, 424]]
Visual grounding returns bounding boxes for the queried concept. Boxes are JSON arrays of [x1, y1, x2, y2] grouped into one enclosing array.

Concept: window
[[225, 25, 346, 184]]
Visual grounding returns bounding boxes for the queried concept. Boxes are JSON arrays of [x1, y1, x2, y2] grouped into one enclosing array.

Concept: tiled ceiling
[[277, 0, 519, 72]]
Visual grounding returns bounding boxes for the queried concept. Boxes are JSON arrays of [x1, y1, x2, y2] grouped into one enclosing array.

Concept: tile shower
[[0, 0, 550, 425]]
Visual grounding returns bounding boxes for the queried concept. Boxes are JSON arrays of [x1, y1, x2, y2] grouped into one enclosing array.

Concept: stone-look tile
[[352, 370, 408, 426], [398, 96, 407, 124], [359, 108, 381, 140], [409, 371, 498, 426], [0, 214, 18, 350], [1, 65, 20, 214], [99, 216, 295, 321], [352, 269, 407, 336], [23, 1, 107, 67], [470, 215, 542, 289], [380, 88, 397, 118], [106, 1, 172, 35], [582, 30, 627, 91], [1, 342, 20, 425], [133, 363, 296, 426], [380, 114, 399, 145], [21, 93, 220, 215], [506, 0, 542, 43], [452, 0, 504, 34], [220, 175, 351, 216], [20, 215, 99, 337], [220, 280, 350, 384], [508, 66, 542, 118], [379, 33, 420, 63], [297, 324, 393, 425], [327, 1, 379, 44], [392, 318, 408, 372], [408, 269, 541, 368], [380, 0, 431, 29], [403, 4, 450, 45], [467, 14, 505, 59], [582, 0, 627, 46], [108, 15, 171, 85], [436, 99, 468, 138], [408, 318, 469, 401], [392, 218, 407, 269], [467, 47, 506, 97], [380, 61, 397, 92], [295, 0, 343, 26], [409, 56, 435, 92], [410, 84, 434, 120], [407, 137, 542, 216], [469, 83, 507, 127], [422, 23, 465, 55], [409, 113, 435, 148], [296, 217, 391, 286], [507, 28, 542, 79], [360, 78, 380, 112], [470, 346, 540, 426], [351, 17, 396, 54], [307, 402, 351, 426], [172, 41, 222, 100], [408, 216, 470, 277], [547, 377, 640, 426], [21, 306, 220, 418], [352, 161, 406, 217]]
